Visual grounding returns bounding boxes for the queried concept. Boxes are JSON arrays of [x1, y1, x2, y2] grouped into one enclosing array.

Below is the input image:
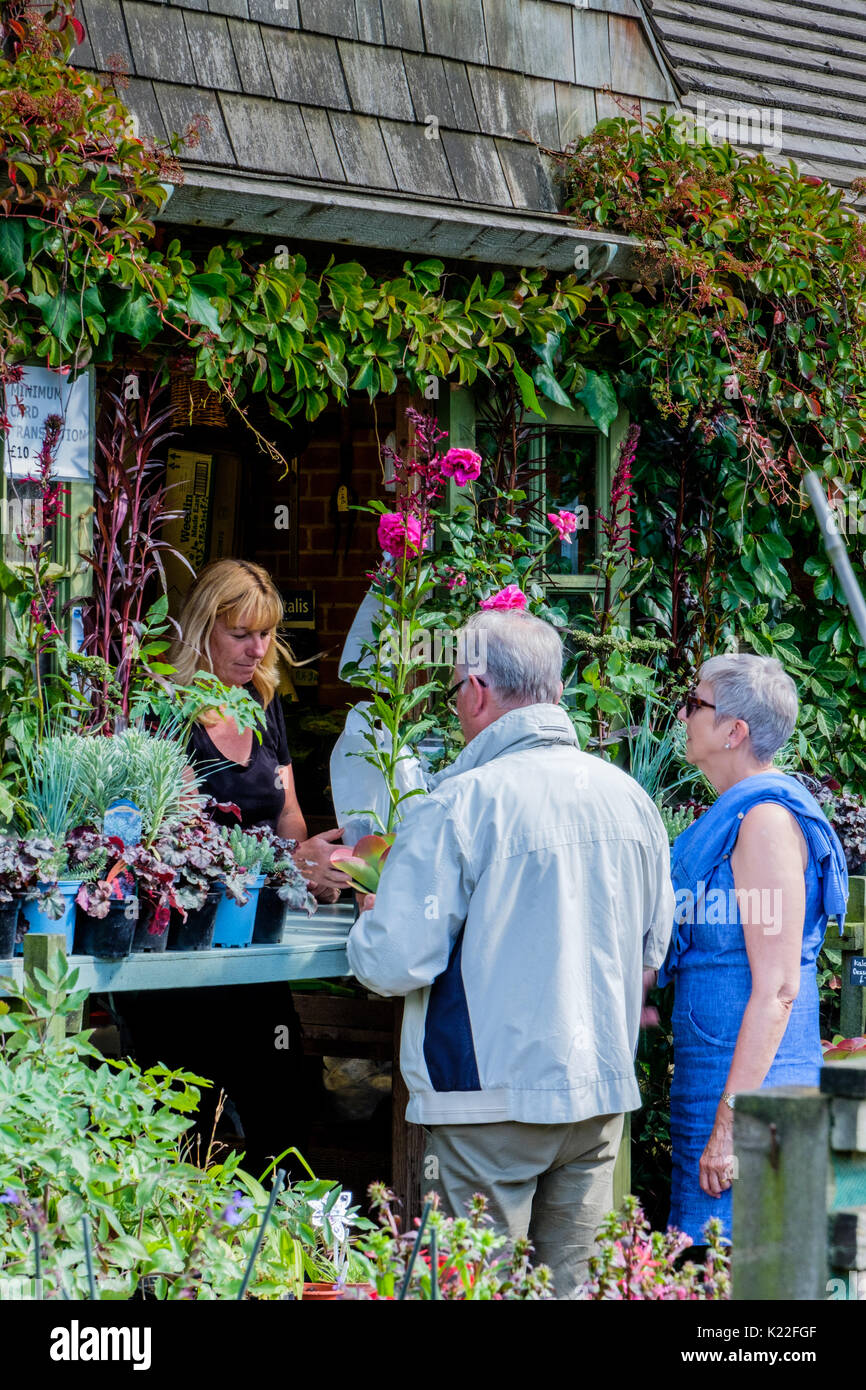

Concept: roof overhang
[[156, 169, 643, 280]]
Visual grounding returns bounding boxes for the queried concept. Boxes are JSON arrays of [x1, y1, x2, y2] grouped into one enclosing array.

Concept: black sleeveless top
[[187, 686, 291, 830]]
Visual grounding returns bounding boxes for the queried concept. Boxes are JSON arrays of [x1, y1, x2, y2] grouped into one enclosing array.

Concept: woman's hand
[[294, 828, 351, 900], [699, 1105, 736, 1197]]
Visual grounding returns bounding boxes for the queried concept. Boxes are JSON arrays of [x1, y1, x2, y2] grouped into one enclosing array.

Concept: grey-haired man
[[348, 609, 674, 1296]]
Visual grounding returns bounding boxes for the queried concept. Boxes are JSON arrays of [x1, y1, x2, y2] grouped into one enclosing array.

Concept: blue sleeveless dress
[[659, 772, 848, 1244]]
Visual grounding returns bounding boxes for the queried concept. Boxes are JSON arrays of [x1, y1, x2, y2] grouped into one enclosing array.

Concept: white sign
[[3, 366, 92, 481]]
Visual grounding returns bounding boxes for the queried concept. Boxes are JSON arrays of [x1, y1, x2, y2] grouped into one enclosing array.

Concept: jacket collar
[[430, 704, 578, 788]]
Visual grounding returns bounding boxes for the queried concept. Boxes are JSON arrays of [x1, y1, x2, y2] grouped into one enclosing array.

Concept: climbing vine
[[0, 0, 598, 448], [558, 112, 866, 785]]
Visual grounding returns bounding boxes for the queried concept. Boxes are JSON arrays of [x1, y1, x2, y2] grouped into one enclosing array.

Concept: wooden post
[[22, 932, 78, 1044], [612, 1113, 631, 1209], [840, 877, 866, 1041], [390, 999, 425, 1225], [732, 1085, 830, 1300]]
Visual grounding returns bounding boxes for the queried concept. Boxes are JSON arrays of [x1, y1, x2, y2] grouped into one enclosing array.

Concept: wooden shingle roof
[[71, 0, 673, 265], [644, 0, 866, 190]]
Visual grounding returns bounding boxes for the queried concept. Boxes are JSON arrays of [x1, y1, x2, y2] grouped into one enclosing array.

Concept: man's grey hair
[[699, 654, 798, 763], [457, 610, 563, 706]]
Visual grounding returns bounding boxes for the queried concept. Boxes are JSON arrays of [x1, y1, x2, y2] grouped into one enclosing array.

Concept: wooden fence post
[[732, 1085, 830, 1300], [824, 1058, 866, 1304], [22, 934, 69, 1045], [613, 1113, 631, 1210], [21, 932, 80, 1042]]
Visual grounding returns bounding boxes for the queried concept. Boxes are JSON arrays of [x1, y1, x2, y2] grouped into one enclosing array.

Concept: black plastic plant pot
[[168, 891, 221, 951], [0, 900, 21, 959], [133, 896, 169, 954], [252, 885, 286, 944], [76, 897, 137, 959]]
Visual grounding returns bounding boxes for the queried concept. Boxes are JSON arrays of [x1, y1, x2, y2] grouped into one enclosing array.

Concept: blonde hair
[[171, 560, 291, 724]]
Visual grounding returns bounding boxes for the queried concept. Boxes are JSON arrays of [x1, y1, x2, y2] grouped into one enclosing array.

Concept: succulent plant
[[330, 835, 394, 895]]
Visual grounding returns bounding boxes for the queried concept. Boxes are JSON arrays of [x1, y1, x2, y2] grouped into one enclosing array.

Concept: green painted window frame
[[440, 389, 631, 628]]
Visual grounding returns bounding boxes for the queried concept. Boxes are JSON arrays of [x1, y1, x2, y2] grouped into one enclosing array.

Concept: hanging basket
[[169, 374, 227, 429]]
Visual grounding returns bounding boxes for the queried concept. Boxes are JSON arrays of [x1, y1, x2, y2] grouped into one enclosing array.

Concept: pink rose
[[439, 447, 482, 487], [479, 584, 527, 611], [377, 511, 423, 559], [548, 510, 578, 541]]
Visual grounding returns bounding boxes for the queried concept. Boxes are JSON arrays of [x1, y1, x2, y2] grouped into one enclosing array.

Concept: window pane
[[545, 430, 596, 576]]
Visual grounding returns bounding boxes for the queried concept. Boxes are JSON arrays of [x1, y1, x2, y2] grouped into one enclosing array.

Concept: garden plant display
[[0, 962, 559, 1300]]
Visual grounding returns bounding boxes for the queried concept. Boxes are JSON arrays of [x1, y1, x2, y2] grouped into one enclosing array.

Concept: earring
[[724, 742, 731, 749]]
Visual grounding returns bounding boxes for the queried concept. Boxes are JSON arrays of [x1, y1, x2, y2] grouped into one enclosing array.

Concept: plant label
[[103, 799, 143, 848]]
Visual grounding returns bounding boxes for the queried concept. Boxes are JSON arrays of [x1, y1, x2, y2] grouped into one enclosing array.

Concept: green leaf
[[0, 220, 26, 285], [512, 360, 546, 417], [108, 294, 162, 347], [533, 331, 561, 370], [183, 287, 222, 336], [574, 369, 618, 435], [28, 290, 80, 349], [532, 364, 572, 408]]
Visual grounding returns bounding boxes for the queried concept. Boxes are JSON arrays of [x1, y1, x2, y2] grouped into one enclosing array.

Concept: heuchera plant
[[0, 834, 57, 903], [153, 810, 248, 915]]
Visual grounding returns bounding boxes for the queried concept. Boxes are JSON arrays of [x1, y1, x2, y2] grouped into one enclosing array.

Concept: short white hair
[[457, 610, 563, 705], [700, 654, 798, 762]]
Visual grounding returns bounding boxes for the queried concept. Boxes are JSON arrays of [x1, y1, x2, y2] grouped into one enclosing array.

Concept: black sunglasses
[[683, 688, 716, 718]]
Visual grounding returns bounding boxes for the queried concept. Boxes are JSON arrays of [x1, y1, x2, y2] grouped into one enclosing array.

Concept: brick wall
[[296, 401, 394, 708]]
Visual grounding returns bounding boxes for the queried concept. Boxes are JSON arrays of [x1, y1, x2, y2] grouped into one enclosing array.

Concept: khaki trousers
[[424, 1113, 623, 1299]]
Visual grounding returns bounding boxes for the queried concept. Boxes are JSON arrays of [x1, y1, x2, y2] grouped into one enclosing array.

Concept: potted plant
[[14, 737, 90, 954], [0, 834, 56, 957], [212, 826, 267, 949], [274, 1179, 375, 1299], [248, 827, 316, 944], [64, 731, 203, 955], [157, 812, 245, 951]]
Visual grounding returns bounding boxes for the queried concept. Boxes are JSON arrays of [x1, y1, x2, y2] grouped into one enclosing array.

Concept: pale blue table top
[[0, 903, 354, 995]]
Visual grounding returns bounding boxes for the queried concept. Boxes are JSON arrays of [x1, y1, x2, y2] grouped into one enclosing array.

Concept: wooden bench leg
[[390, 999, 425, 1225]]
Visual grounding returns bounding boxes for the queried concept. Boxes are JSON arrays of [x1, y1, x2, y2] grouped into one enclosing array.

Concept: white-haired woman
[[659, 654, 847, 1246]]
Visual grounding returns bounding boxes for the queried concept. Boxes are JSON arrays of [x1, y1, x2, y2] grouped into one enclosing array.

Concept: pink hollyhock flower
[[446, 571, 467, 591], [479, 584, 527, 611], [439, 447, 482, 486], [377, 511, 423, 559], [548, 510, 579, 542]]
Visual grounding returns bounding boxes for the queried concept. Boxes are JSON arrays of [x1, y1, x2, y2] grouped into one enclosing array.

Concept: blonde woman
[[172, 558, 348, 900], [123, 560, 347, 1173]]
